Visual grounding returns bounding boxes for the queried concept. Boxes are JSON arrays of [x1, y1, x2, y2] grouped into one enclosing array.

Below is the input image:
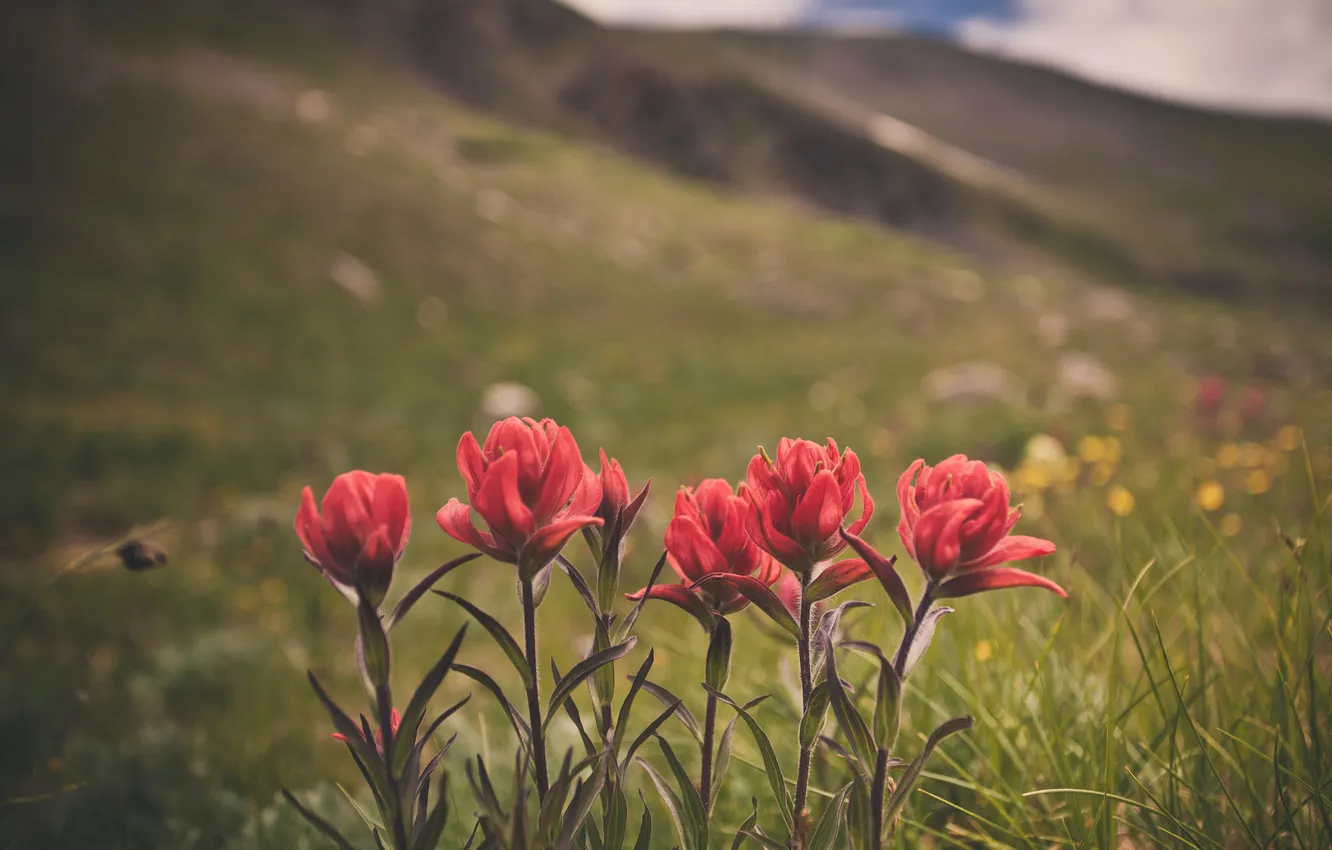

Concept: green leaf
[[632, 792, 654, 850], [810, 600, 872, 684], [556, 554, 600, 619], [545, 638, 638, 730], [805, 782, 851, 850], [881, 716, 973, 828], [613, 650, 656, 755], [529, 561, 554, 609], [737, 830, 786, 850], [636, 755, 700, 850], [393, 624, 467, 772], [703, 687, 793, 833], [413, 774, 452, 850], [620, 698, 685, 774], [551, 659, 598, 759], [282, 788, 358, 850], [730, 798, 759, 850], [638, 679, 703, 743], [872, 657, 902, 753], [705, 618, 733, 692], [455, 664, 530, 745], [356, 590, 391, 693], [844, 775, 872, 850], [710, 713, 740, 815], [616, 551, 669, 643], [435, 591, 533, 689], [601, 779, 629, 850], [591, 617, 616, 713], [798, 683, 830, 749], [901, 607, 952, 679], [307, 670, 379, 767], [822, 634, 876, 777], [655, 735, 709, 850], [386, 553, 482, 630]]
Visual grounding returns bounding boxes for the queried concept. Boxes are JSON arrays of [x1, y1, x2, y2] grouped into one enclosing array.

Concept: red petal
[[565, 464, 602, 519], [935, 567, 1067, 599], [913, 499, 983, 578], [520, 514, 602, 576], [436, 500, 513, 563], [962, 535, 1057, 571], [457, 432, 485, 499], [322, 472, 375, 569], [805, 558, 873, 602], [295, 486, 338, 576], [354, 526, 395, 605], [693, 573, 800, 639], [839, 529, 912, 624], [745, 492, 809, 572], [745, 451, 780, 501], [534, 426, 583, 523], [896, 459, 925, 559], [791, 469, 843, 548], [847, 473, 874, 537], [664, 514, 726, 582], [622, 479, 652, 530], [371, 473, 411, 558], [473, 451, 536, 545], [624, 583, 716, 632]]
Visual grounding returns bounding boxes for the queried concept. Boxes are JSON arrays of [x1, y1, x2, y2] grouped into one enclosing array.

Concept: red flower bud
[[627, 479, 780, 617], [295, 471, 411, 608], [744, 438, 873, 574], [897, 456, 1063, 598], [596, 448, 650, 532], [332, 708, 401, 755], [437, 417, 602, 579]]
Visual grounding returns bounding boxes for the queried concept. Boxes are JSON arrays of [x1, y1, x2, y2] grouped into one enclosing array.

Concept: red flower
[[627, 479, 781, 622], [437, 417, 602, 579], [332, 708, 401, 754], [897, 455, 1064, 598], [295, 471, 411, 608], [745, 438, 873, 574], [596, 449, 651, 533]]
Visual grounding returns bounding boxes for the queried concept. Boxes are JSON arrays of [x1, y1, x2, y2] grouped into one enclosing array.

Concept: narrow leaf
[[556, 554, 600, 618], [435, 591, 533, 688], [654, 736, 708, 850], [872, 657, 902, 752], [638, 679, 703, 743], [806, 782, 851, 850], [731, 798, 759, 850], [881, 716, 973, 828], [614, 650, 656, 753], [635, 756, 700, 850], [617, 550, 669, 642], [393, 624, 468, 771], [703, 686, 793, 832], [901, 607, 952, 679], [282, 788, 357, 850], [386, 553, 482, 630], [632, 792, 654, 850], [839, 530, 912, 625], [545, 638, 638, 730], [822, 634, 875, 777], [455, 664, 530, 745], [621, 698, 686, 773], [693, 574, 799, 639]]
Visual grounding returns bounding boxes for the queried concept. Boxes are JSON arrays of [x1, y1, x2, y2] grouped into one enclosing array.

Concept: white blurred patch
[[293, 89, 332, 123], [562, 0, 807, 27], [329, 253, 381, 304], [1053, 351, 1120, 403], [958, 0, 1332, 118], [481, 382, 541, 420], [923, 360, 1026, 406]]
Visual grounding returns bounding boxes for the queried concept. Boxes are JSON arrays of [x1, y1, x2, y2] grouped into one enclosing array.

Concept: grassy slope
[[2, 12, 1331, 850]]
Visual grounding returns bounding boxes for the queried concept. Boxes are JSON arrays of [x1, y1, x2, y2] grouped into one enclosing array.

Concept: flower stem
[[700, 689, 718, 812], [520, 576, 550, 799], [793, 570, 815, 844], [892, 585, 936, 679]]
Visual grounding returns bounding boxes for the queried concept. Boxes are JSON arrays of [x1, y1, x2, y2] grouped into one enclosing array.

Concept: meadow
[[2, 9, 1331, 848]]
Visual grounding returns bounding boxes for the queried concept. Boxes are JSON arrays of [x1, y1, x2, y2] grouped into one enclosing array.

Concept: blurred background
[[2, 0, 1331, 847]]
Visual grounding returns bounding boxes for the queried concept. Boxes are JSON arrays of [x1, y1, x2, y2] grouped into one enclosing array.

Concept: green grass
[[2, 15, 1331, 849]]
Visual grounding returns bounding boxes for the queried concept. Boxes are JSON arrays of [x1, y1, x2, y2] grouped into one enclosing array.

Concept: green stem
[[793, 570, 815, 845], [700, 690, 718, 812], [520, 576, 550, 799]]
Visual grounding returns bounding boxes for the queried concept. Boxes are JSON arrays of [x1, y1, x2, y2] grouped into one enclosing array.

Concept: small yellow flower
[[1276, 425, 1303, 452], [1245, 470, 1272, 495], [1104, 436, 1122, 465], [1107, 403, 1132, 431], [1240, 442, 1266, 468], [1216, 443, 1241, 470], [1078, 435, 1107, 464], [1196, 480, 1225, 512], [1220, 513, 1243, 537], [1017, 461, 1052, 492], [1107, 485, 1135, 517], [974, 640, 994, 663], [1025, 433, 1067, 464], [260, 578, 288, 606]]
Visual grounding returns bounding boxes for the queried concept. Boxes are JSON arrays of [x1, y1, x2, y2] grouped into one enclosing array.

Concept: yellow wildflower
[[1196, 480, 1225, 512], [1107, 485, 1135, 517], [1276, 425, 1303, 452], [1245, 470, 1271, 495], [1216, 443, 1241, 470], [974, 640, 994, 663], [1220, 514, 1243, 537]]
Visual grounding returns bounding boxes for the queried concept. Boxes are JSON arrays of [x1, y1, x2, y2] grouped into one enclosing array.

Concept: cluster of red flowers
[[295, 416, 1064, 618]]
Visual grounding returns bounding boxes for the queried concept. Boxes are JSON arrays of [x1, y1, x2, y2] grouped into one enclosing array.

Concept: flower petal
[[354, 525, 395, 606], [846, 471, 875, 537], [624, 583, 716, 632], [295, 486, 339, 577], [935, 567, 1067, 599], [664, 514, 727, 582], [805, 558, 873, 602], [839, 529, 912, 624], [370, 473, 411, 558], [519, 514, 602, 578], [436, 500, 513, 563], [534, 427, 584, 524], [791, 469, 844, 549], [473, 451, 536, 545], [457, 432, 485, 499], [745, 492, 809, 572], [693, 573, 800, 639], [322, 472, 375, 569], [913, 499, 983, 579], [896, 459, 925, 560], [962, 535, 1057, 571]]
